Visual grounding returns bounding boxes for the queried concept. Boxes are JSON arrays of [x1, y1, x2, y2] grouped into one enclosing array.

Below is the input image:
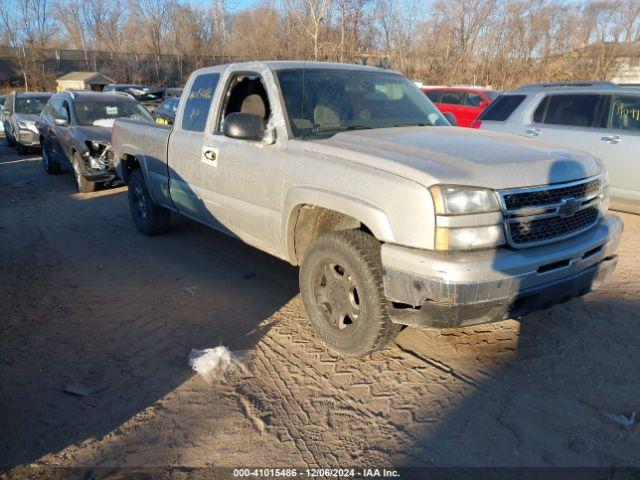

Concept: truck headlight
[[431, 185, 504, 250], [599, 168, 609, 215], [430, 185, 500, 215], [435, 225, 505, 250]]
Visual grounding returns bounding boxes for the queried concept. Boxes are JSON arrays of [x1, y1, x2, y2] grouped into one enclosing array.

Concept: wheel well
[[121, 154, 140, 183], [289, 205, 369, 265]]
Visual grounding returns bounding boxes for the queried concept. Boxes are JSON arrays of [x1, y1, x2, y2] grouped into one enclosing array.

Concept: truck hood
[[305, 127, 601, 190]]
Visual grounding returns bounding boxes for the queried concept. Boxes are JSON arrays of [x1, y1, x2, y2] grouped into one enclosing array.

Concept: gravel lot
[[1, 136, 639, 475]]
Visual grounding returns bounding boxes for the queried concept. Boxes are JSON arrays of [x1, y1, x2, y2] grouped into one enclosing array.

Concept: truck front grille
[[503, 178, 601, 210], [500, 177, 603, 248]]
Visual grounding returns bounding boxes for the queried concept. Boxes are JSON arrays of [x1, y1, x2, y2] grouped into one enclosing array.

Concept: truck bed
[[112, 118, 172, 180]]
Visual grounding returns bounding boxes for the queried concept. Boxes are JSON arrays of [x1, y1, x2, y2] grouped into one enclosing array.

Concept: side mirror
[[223, 112, 265, 141], [54, 117, 69, 126], [478, 101, 488, 109], [443, 111, 458, 126]]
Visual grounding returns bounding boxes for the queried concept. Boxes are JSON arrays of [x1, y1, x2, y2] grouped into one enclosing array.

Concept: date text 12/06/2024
[[232, 468, 400, 478]]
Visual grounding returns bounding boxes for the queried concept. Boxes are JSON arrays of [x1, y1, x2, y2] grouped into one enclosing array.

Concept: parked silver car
[[475, 82, 640, 214], [2, 92, 51, 154]]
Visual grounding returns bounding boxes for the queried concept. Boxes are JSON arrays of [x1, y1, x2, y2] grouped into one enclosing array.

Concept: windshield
[[15, 96, 50, 114], [276, 69, 448, 139], [74, 100, 154, 126]]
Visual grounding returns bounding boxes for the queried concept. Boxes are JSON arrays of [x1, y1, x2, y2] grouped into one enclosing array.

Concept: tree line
[[1, 0, 639, 91]]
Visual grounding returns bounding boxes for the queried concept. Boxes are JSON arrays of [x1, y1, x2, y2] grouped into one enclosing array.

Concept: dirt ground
[[1, 135, 639, 477]]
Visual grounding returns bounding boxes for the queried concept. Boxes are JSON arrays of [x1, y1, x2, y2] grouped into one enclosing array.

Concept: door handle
[[525, 128, 541, 137], [201, 147, 218, 166], [601, 135, 621, 144]]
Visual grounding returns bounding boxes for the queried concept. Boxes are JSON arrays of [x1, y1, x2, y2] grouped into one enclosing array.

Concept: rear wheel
[[128, 168, 171, 235], [72, 151, 96, 193], [299, 230, 401, 357], [42, 142, 60, 174]]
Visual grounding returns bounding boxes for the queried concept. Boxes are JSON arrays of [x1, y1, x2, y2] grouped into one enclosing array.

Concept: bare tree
[[130, 0, 176, 82]]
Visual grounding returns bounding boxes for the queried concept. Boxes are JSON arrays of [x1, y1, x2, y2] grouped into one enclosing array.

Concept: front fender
[[283, 186, 395, 263]]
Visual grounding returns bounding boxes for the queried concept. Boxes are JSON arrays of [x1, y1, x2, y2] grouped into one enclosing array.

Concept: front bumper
[[383, 214, 623, 328]]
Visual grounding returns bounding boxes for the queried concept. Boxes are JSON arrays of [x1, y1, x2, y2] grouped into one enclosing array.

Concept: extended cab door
[[593, 93, 640, 209], [167, 71, 225, 225], [202, 67, 287, 255]]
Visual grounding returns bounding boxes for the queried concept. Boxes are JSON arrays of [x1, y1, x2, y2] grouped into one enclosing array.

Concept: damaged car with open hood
[[37, 91, 154, 193], [3, 92, 51, 154]]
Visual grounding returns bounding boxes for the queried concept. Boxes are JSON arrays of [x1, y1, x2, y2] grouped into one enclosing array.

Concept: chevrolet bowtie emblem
[[558, 198, 581, 217]]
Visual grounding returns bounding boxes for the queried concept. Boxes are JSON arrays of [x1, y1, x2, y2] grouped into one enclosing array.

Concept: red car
[[422, 86, 499, 127]]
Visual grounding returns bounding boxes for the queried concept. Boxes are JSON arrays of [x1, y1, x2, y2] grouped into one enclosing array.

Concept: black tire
[[299, 230, 401, 357], [71, 151, 96, 193], [6, 131, 15, 147], [128, 168, 171, 235], [16, 142, 27, 155], [42, 142, 60, 174]]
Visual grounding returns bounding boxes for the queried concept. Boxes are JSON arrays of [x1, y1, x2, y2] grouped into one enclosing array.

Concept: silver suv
[[476, 82, 640, 214]]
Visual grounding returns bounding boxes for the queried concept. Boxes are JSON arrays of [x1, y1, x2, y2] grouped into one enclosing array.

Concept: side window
[[478, 95, 525, 121], [219, 73, 271, 130], [533, 96, 550, 123], [440, 91, 465, 105], [51, 98, 64, 119], [61, 100, 71, 122], [465, 92, 484, 107], [424, 90, 442, 103], [540, 94, 602, 128], [181, 73, 220, 132], [609, 95, 640, 132]]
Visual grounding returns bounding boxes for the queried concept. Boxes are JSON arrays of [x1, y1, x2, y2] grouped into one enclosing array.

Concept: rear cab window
[[181, 73, 221, 132], [478, 94, 526, 121]]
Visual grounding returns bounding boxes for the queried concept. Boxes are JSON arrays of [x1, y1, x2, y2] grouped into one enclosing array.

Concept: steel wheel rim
[[133, 183, 147, 221], [313, 260, 361, 331]]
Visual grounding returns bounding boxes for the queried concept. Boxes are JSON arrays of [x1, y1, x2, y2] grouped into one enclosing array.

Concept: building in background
[[56, 72, 115, 92]]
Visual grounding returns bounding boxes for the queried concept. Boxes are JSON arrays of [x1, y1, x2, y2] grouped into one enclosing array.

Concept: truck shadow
[[0, 152, 300, 468]]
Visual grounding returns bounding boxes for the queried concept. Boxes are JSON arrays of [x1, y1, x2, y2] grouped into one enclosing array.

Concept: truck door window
[[182, 73, 220, 132], [220, 74, 271, 129], [609, 95, 640, 131]]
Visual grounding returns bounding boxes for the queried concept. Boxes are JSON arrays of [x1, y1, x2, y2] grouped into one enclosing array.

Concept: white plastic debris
[[605, 411, 636, 427], [188, 347, 250, 384]]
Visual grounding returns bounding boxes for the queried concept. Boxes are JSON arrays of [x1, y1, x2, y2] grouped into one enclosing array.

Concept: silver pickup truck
[[112, 61, 623, 357]]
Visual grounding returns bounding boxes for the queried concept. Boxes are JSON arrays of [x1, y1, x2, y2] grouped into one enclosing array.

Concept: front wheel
[[72, 152, 96, 193], [42, 142, 60, 174], [128, 169, 171, 235], [6, 130, 15, 147], [299, 230, 401, 357]]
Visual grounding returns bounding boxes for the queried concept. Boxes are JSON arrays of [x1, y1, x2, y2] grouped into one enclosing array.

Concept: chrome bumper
[[382, 214, 623, 328]]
